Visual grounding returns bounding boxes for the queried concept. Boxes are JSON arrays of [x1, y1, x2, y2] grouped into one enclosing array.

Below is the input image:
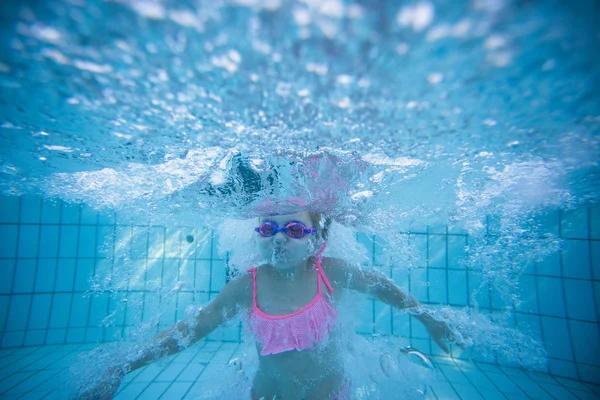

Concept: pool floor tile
[[0, 344, 598, 399]]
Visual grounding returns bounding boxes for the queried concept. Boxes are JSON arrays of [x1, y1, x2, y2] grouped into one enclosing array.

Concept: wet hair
[[308, 212, 331, 241]]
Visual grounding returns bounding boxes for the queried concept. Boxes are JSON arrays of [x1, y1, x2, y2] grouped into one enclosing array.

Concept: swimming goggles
[[255, 221, 317, 239]]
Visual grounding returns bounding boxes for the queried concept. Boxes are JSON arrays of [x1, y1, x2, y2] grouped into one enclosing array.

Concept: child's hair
[[308, 212, 331, 241]]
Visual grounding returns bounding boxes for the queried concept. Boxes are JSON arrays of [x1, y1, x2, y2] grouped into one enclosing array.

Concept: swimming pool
[[1, 0, 599, 398]]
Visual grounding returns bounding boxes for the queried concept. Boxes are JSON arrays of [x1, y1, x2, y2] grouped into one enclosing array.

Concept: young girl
[[86, 211, 454, 400]]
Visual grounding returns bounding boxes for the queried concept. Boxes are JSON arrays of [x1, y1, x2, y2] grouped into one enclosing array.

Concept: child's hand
[[421, 317, 466, 354], [77, 366, 124, 400]]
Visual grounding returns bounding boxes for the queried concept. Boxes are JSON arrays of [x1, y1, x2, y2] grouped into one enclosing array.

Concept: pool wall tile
[[5, 295, 31, 331], [1, 331, 24, 347], [540, 316, 574, 361], [428, 234, 446, 269], [79, 204, 98, 225], [0, 197, 20, 223], [0, 225, 19, 258], [58, 226, 78, 258], [577, 364, 600, 385], [17, 225, 39, 258], [34, 259, 56, 292], [374, 303, 392, 335], [447, 269, 468, 306], [591, 205, 600, 240], [60, 203, 80, 225], [515, 274, 538, 314], [19, 196, 41, 223], [536, 252, 561, 276], [564, 279, 597, 322], [131, 226, 149, 259], [0, 260, 15, 294], [77, 225, 97, 258], [568, 320, 600, 366], [40, 200, 61, 224], [28, 294, 52, 330], [428, 268, 447, 304], [12, 259, 36, 293], [447, 235, 467, 269], [561, 208, 589, 239], [54, 259, 76, 291], [547, 358, 579, 380], [537, 277, 566, 317], [165, 228, 182, 258], [39, 225, 60, 258], [535, 210, 560, 236], [561, 240, 591, 280]]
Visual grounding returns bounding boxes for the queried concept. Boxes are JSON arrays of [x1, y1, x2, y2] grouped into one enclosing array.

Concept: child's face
[[256, 211, 315, 269]]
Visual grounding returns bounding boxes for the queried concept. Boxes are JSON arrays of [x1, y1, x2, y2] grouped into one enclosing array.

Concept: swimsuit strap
[[248, 267, 258, 310], [315, 242, 334, 295]]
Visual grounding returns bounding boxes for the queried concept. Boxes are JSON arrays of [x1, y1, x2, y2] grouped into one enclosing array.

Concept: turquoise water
[[0, 0, 599, 398]]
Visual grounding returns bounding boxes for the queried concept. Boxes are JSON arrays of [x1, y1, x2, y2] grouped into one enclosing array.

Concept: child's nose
[[273, 231, 287, 242]]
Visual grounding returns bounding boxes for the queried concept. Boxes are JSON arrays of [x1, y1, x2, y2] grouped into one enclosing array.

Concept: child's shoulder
[[227, 269, 254, 291], [320, 257, 351, 281]]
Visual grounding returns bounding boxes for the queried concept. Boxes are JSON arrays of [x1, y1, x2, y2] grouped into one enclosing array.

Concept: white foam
[[73, 60, 113, 74], [42, 49, 70, 65], [44, 145, 73, 152], [129, 0, 165, 19], [427, 72, 443, 84], [169, 10, 204, 31], [396, 2, 435, 32]]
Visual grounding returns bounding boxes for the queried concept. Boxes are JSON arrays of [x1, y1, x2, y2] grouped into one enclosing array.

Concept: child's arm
[[80, 274, 250, 399], [324, 258, 451, 353], [128, 273, 251, 371]]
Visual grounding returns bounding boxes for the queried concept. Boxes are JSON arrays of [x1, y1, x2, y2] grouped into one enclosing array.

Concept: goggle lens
[[286, 223, 305, 238], [259, 223, 275, 236]]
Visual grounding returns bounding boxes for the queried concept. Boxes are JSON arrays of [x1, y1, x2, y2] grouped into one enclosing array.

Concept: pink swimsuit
[[247, 243, 351, 399], [247, 243, 338, 356]]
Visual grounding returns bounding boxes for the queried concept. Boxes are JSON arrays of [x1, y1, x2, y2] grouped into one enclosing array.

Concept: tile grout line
[[426, 226, 432, 355], [83, 210, 102, 343], [485, 216, 500, 367], [407, 232, 413, 348], [138, 341, 215, 400], [1, 197, 23, 348], [158, 225, 167, 331], [156, 341, 211, 399], [175, 228, 182, 326], [100, 210, 112, 342], [180, 342, 227, 399], [516, 368, 561, 400], [445, 358, 490, 399], [0, 346, 46, 379], [471, 361, 515, 399], [0, 344, 83, 395], [131, 345, 184, 400], [454, 361, 506, 399], [140, 223, 149, 324], [584, 206, 600, 382], [432, 359, 463, 399], [494, 361, 534, 399], [558, 209, 581, 382], [14, 343, 87, 398], [63, 204, 83, 344], [371, 234, 375, 335], [23, 197, 44, 346], [43, 200, 63, 346]]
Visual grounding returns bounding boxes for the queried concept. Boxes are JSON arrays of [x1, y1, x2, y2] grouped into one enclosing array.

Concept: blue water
[[0, 0, 599, 398]]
